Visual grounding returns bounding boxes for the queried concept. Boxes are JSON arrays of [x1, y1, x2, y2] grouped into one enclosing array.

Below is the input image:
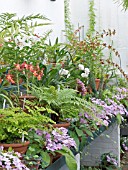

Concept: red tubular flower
[[36, 65, 40, 71], [15, 64, 21, 71], [21, 62, 29, 70], [33, 70, 38, 77], [37, 74, 42, 80], [29, 64, 34, 72], [40, 69, 44, 76], [6, 74, 15, 84]]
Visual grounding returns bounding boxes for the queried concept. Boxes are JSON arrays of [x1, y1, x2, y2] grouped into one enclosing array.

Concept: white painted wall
[[0, 0, 128, 73]]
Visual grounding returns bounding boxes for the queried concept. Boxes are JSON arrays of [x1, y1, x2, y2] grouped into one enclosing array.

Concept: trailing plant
[[25, 129, 52, 169], [91, 97, 128, 125], [114, 0, 128, 10]]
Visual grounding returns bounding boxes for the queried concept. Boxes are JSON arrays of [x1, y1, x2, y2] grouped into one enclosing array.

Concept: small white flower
[[81, 72, 88, 78], [67, 73, 70, 78], [64, 70, 69, 75], [42, 59, 47, 65], [84, 68, 90, 74], [4, 37, 10, 42], [59, 68, 69, 75], [78, 64, 85, 70], [8, 44, 12, 47]]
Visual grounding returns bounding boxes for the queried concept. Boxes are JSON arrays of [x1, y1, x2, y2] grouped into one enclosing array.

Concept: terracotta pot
[[18, 95, 36, 100], [0, 141, 30, 154], [88, 78, 100, 93], [11, 95, 36, 110], [53, 122, 70, 129], [95, 78, 100, 90]]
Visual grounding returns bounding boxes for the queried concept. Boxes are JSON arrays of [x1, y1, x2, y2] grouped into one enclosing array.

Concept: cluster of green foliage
[[0, 107, 53, 143], [28, 85, 99, 121]]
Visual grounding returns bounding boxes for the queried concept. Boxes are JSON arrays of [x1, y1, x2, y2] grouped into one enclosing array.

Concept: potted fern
[[28, 85, 95, 128]]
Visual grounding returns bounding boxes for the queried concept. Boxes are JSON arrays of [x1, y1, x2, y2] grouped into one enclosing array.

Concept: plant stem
[[26, 73, 29, 95], [16, 72, 20, 95]]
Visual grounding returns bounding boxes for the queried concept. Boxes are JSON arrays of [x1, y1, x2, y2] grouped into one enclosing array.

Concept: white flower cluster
[[78, 64, 90, 78], [59, 68, 70, 78]]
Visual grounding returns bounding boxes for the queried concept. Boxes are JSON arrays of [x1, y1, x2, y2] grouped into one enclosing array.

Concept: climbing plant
[[87, 0, 96, 36], [64, 0, 74, 41]]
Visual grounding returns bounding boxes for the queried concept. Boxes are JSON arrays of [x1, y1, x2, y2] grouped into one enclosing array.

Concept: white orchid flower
[[84, 68, 90, 74], [78, 64, 85, 70], [81, 72, 89, 78], [59, 68, 69, 76]]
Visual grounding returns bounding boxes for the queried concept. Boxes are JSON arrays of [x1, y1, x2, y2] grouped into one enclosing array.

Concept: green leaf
[[75, 127, 84, 137], [116, 113, 122, 124], [79, 135, 87, 151], [0, 94, 14, 107], [123, 100, 128, 108], [56, 147, 77, 170], [84, 128, 93, 137], [69, 130, 79, 151], [65, 154, 77, 170], [40, 151, 51, 168]]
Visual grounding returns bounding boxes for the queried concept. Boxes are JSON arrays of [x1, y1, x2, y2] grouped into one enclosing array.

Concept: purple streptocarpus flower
[[44, 127, 76, 152]]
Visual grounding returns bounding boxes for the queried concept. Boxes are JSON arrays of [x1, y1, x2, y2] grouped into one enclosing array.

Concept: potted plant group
[[0, 106, 54, 154], [28, 85, 98, 127], [25, 127, 77, 170]]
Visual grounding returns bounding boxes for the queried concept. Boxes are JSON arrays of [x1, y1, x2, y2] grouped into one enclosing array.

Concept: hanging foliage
[[114, 0, 128, 10]]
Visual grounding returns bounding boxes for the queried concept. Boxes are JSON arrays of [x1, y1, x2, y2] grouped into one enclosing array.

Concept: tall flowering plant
[[6, 62, 44, 95]]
